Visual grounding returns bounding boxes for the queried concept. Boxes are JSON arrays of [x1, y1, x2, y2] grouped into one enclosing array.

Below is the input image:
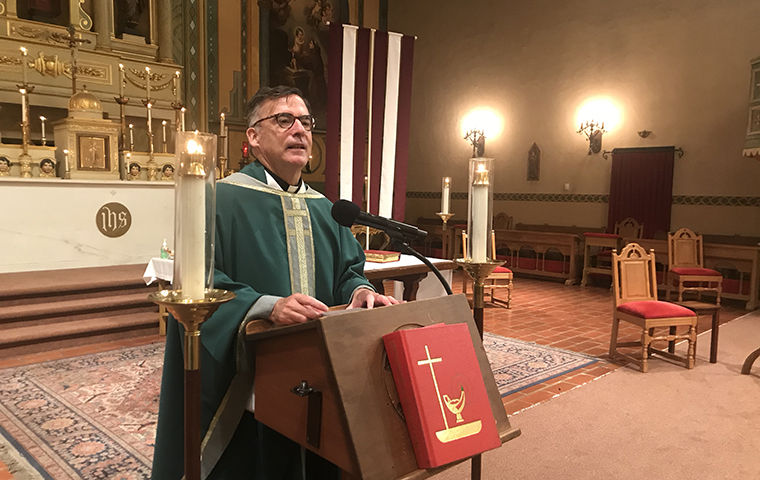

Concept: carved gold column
[[92, 0, 112, 51], [157, 0, 173, 63]]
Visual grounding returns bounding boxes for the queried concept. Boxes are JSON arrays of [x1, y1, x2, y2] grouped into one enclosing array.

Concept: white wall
[[0, 178, 174, 273], [391, 0, 760, 236]]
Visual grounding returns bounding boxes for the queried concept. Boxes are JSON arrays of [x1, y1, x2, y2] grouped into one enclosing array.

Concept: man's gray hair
[[245, 86, 312, 128]]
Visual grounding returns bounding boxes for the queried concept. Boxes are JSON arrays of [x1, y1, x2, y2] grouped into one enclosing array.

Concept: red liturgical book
[[383, 323, 501, 468]]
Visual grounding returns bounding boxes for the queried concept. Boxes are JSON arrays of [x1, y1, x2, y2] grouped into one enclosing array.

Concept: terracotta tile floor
[[0, 272, 747, 427]]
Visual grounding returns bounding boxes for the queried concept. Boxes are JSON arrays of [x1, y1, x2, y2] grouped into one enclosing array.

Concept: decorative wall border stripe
[[406, 192, 760, 207]]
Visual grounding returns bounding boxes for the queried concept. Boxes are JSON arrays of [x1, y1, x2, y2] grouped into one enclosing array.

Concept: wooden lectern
[[245, 294, 521, 479]]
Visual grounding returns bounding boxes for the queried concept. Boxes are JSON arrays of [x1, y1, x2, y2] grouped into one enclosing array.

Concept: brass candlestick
[[454, 258, 504, 337], [143, 98, 158, 180], [436, 212, 455, 259], [149, 288, 236, 480], [172, 101, 185, 132], [115, 95, 129, 180]]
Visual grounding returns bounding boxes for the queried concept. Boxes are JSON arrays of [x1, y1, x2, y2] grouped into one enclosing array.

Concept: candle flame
[[129, 124, 134, 128], [63, 149, 68, 154], [476, 164, 486, 173], [20, 47, 27, 54], [162, 120, 167, 125], [119, 63, 124, 69], [39, 116, 46, 121], [175, 71, 180, 77], [220, 112, 225, 119], [187, 139, 204, 154], [145, 66, 150, 72]]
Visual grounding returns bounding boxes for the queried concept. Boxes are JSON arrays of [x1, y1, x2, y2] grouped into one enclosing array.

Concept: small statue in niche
[[0, 157, 11, 176], [39, 158, 56, 178], [527, 143, 540, 181], [119, 0, 149, 36], [128, 162, 142, 181], [161, 164, 174, 181]]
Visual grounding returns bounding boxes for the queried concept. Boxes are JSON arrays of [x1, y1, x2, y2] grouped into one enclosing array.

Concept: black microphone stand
[[383, 228, 453, 296]]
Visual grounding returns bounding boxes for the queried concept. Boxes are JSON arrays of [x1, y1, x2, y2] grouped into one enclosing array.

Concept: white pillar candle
[[220, 112, 225, 138], [181, 107, 186, 131], [442, 177, 451, 214], [146, 104, 153, 133], [40, 116, 46, 143], [223, 126, 228, 158], [118, 64, 125, 97], [173, 71, 180, 103], [470, 165, 489, 262], [179, 139, 206, 300], [20, 47, 28, 85], [145, 66, 151, 101], [162, 120, 167, 145], [128, 124, 134, 150], [20, 89, 27, 124], [63, 149, 70, 174]]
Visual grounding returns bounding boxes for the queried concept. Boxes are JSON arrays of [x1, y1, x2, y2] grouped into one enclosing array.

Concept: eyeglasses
[[252, 112, 316, 132]]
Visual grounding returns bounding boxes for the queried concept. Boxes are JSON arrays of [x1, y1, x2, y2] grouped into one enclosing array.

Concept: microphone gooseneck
[[331, 200, 427, 242]]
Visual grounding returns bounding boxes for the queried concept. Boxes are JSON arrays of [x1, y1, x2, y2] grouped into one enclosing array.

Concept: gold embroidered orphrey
[[280, 195, 316, 297], [417, 345, 483, 443]]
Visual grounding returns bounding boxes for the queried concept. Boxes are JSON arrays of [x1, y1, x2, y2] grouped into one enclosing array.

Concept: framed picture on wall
[[263, 0, 349, 132], [77, 134, 110, 171]]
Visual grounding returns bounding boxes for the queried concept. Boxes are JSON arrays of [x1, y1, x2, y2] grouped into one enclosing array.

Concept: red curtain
[[608, 147, 675, 239]]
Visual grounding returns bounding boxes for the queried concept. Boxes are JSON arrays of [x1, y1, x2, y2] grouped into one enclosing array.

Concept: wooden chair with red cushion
[[610, 243, 698, 372], [461, 231, 513, 308], [581, 217, 643, 287], [667, 227, 723, 305]]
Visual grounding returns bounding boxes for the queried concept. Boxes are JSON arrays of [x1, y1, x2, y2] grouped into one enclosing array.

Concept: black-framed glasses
[[252, 112, 316, 132]]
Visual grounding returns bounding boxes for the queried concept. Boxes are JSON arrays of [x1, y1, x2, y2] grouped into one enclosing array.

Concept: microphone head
[[331, 199, 361, 227]]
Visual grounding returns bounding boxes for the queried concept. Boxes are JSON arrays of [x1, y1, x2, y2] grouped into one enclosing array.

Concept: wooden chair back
[[612, 243, 659, 307], [668, 227, 704, 270], [615, 217, 643, 239], [493, 212, 513, 230]]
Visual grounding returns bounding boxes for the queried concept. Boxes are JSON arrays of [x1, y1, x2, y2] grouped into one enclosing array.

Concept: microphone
[[331, 200, 427, 242]]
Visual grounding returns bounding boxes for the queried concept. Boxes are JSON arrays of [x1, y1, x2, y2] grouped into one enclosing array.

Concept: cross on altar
[[51, 24, 91, 95]]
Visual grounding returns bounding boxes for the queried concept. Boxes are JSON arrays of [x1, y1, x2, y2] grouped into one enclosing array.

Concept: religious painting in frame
[[77, 134, 110, 171], [263, 0, 349, 132]]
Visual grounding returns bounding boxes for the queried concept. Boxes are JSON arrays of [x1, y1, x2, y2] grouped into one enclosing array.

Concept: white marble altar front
[[0, 178, 174, 273]]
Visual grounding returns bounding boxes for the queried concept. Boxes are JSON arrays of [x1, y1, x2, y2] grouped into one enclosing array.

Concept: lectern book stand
[[245, 294, 521, 480]]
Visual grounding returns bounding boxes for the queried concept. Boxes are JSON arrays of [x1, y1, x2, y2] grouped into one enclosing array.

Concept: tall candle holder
[[148, 130, 232, 480], [17, 85, 34, 178], [114, 95, 129, 180], [143, 98, 158, 180], [172, 101, 185, 132], [436, 212, 455, 259]]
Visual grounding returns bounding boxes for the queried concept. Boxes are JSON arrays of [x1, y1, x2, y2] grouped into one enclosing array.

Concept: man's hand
[[269, 293, 328, 325], [346, 288, 400, 310]]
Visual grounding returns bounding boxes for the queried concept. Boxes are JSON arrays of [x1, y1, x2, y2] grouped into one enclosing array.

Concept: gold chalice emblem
[[417, 345, 483, 443], [443, 387, 466, 423]]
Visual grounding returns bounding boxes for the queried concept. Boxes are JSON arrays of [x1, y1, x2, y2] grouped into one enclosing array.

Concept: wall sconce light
[[464, 129, 486, 157], [577, 120, 606, 155]]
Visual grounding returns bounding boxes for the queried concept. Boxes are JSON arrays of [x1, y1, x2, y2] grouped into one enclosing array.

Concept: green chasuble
[[152, 162, 372, 480]]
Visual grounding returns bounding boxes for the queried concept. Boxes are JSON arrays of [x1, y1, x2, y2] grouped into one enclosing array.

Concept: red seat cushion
[[670, 267, 722, 277], [492, 266, 512, 274], [595, 250, 613, 257], [583, 232, 621, 238], [617, 301, 696, 319]]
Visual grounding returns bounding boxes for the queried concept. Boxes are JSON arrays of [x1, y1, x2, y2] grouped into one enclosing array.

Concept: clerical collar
[[256, 161, 303, 193]]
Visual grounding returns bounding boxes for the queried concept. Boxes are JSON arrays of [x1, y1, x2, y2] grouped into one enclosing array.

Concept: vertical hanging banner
[[325, 23, 415, 221]]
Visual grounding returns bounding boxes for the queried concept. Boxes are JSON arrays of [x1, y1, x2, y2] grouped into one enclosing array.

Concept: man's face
[[247, 95, 312, 180]]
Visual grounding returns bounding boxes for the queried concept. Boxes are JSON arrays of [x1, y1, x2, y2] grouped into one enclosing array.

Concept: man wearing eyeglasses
[[153, 86, 398, 480]]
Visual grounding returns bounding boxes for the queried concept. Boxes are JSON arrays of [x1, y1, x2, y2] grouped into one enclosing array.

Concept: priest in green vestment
[[152, 86, 398, 480]]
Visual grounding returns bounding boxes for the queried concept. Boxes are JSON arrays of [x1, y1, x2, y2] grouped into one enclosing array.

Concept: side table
[[669, 301, 721, 363]]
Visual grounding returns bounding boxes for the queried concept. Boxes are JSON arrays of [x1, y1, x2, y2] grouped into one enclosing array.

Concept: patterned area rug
[[0, 342, 164, 480], [484, 333, 598, 397], [0, 335, 596, 478]]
